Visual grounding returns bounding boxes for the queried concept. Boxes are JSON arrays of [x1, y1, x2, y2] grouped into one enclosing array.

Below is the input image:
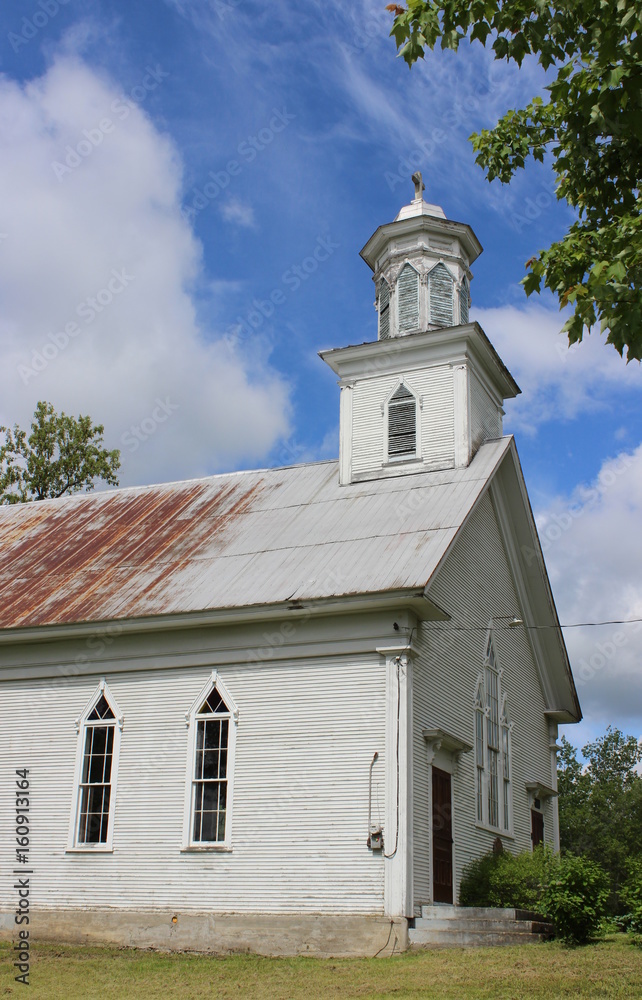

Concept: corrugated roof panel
[[0, 438, 512, 629]]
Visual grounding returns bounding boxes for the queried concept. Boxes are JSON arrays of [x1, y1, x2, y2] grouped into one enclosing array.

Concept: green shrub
[[542, 853, 610, 945], [620, 858, 642, 934], [460, 848, 610, 944], [459, 852, 503, 907], [459, 846, 553, 913]]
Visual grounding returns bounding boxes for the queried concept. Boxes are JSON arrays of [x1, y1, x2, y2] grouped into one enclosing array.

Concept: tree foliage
[[0, 401, 120, 504], [557, 727, 642, 910], [387, 1, 642, 360]]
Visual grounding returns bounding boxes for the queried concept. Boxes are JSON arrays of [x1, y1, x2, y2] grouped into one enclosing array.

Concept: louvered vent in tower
[[397, 264, 419, 333], [388, 384, 417, 458], [378, 281, 390, 339], [430, 262, 454, 327], [459, 275, 470, 325]]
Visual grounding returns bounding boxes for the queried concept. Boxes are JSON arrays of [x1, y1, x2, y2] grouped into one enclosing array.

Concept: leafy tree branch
[[0, 401, 120, 504], [387, 0, 642, 360]]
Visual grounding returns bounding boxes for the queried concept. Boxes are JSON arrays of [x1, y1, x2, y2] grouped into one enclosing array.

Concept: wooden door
[[531, 809, 544, 848], [432, 767, 453, 904]]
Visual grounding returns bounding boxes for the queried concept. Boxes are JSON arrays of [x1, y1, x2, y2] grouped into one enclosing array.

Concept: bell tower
[[320, 176, 520, 486]]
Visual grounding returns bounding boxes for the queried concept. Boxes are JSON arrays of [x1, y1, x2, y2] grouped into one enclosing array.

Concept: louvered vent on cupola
[[459, 275, 470, 325], [388, 383, 417, 458], [378, 281, 390, 340], [429, 262, 454, 327], [397, 263, 420, 333]]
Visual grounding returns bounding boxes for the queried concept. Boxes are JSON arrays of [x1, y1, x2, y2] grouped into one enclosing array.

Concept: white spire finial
[[412, 171, 425, 202]]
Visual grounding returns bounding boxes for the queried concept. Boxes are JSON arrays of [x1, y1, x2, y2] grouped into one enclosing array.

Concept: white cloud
[[0, 57, 290, 487], [219, 198, 255, 228], [473, 303, 642, 433], [534, 445, 642, 732]]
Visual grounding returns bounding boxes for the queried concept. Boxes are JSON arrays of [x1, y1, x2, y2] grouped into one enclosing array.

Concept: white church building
[[0, 181, 581, 956]]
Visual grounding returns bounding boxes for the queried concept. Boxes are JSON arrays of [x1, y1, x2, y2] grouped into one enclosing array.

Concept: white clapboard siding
[[429, 263, 454, 327], [397, 264, 420, 333], [378, 282, 390, 340], [470, 370, 502, 452], [413, 491, 555, 904], [351, 367, 455, 476], [0, 655, 386, 914]]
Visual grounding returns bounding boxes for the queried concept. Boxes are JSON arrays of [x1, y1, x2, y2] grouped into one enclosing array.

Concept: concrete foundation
[[0, 909, 408, 958]]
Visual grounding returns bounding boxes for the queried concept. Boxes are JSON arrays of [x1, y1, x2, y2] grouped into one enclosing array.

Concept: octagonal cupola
[[320, 176, 520, 487], [360, 173, 482, 339]]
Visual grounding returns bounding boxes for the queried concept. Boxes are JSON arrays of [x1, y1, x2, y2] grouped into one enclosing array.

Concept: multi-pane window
[[475, 702, 484, 823], [485, 664, 499, 828], [387, 384, 417, 459], [71, 684, 121, 850], [185, 674, 237, 849], [475, 634, 511, 832]]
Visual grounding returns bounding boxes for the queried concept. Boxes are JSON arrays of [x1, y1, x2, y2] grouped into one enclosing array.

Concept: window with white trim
[[70, 681, 122, 850], [184, 672, 238, 848], [474, 633, 512, 832]]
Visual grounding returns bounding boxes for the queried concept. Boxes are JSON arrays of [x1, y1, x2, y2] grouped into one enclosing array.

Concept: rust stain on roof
[[0, 478, 269, 629]]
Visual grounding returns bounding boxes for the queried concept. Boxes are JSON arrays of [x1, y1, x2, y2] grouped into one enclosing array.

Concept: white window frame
[[474, 631, 513, 835], [182, 671, 238, 852], [67, 679, 123, 853], [382, 377, 422, 464]]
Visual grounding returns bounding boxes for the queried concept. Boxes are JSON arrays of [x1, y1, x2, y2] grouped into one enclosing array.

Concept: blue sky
[[0, 0, 640, 753]]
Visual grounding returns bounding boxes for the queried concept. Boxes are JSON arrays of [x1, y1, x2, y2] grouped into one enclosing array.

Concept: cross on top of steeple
[[412, 171, 425, 202]]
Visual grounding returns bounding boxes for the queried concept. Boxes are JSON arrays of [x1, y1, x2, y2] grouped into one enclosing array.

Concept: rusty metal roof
[[0, 438, 512, 630]]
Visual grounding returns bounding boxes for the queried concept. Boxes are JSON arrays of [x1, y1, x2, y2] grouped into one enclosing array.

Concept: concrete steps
[[409, 905, 553, 949]]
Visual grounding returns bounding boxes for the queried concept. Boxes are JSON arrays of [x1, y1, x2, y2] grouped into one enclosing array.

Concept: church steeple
[[320, 179, 520, 486], [360, 172, 481, 340]]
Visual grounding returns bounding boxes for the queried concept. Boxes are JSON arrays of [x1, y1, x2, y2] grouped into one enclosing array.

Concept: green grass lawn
[[1, 934, 640, 999]]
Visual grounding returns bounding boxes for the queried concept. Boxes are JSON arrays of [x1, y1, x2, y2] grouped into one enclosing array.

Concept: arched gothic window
[[184, 672, 238, 848], [70, 680, 122, 850], [387, 383, 417, 459], [429, 262, 454, 326], [474, 632, 512, 832], [397, 263, 420, 333]]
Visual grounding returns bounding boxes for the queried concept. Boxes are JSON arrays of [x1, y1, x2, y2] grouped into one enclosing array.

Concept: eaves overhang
[[319, 322, 520, 401], [0, 589, 450, 649], [360, 215, 483, 271]]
